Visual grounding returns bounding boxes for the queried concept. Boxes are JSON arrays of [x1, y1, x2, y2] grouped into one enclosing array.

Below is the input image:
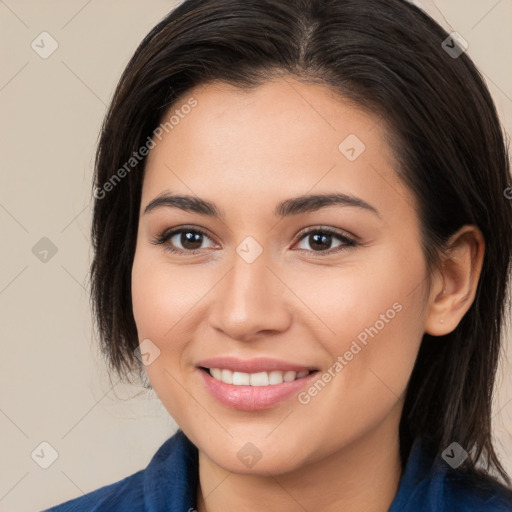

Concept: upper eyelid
[[296, 225, 356, 241]]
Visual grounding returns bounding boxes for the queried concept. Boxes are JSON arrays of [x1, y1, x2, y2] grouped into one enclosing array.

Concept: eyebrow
[[143, 191, 380, 218]]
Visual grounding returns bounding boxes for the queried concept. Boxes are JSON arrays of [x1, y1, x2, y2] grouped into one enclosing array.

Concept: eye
[[294, 227, 357, 255], [151, 226, 216, 254], [151, 225, 357, 256]]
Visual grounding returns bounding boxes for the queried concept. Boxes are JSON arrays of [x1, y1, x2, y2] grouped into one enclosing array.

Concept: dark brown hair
[[89, 0, 512, 490]]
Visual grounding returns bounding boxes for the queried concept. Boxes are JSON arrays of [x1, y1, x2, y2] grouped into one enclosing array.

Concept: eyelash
[[151, 225, 358, 257]]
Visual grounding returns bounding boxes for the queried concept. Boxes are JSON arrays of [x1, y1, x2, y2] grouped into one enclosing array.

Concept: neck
[[196, 408, 404, 512]]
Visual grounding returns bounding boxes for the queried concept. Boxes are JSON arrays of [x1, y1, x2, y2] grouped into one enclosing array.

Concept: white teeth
[[232, 371, 250, 385], [283, 370, 296, 382], [268, 370, 285, 385], [249, 372, 269, 386], [208, 368, 312, 386], [221, 369, 233, 384], [210, 368, 222, 380]]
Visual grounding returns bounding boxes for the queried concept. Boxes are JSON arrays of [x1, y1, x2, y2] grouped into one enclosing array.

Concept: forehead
[[142, 77, 416, 222]]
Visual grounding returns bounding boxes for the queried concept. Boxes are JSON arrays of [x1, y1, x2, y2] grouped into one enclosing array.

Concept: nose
[[208, 249, 292, 341]]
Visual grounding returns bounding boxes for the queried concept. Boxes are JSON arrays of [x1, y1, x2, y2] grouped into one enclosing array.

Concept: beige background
[[0, 1, 511, 511]]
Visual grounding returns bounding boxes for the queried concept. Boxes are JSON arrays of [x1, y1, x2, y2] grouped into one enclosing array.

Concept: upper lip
[[196, 356, 317, 373]]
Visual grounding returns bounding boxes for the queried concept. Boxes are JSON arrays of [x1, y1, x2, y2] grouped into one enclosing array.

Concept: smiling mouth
[[199, 367, 318, 386]]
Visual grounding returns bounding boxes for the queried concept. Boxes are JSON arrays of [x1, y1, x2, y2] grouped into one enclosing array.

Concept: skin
[[131, 76, 484, 512]]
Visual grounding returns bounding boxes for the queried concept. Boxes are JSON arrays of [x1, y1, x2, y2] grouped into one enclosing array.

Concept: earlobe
[[424, 225, 485, 336]]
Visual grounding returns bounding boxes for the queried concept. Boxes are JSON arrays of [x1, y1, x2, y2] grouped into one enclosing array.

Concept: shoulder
[[441, 467, 512, 511], [41, 429, 198, 512], [391, 437, 512, 512]]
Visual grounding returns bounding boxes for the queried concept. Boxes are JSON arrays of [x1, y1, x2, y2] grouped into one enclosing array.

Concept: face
[[131, 77, 431, 474]]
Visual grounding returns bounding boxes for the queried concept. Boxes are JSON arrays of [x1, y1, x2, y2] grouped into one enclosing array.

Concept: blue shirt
[[42, 429, 512, 511]]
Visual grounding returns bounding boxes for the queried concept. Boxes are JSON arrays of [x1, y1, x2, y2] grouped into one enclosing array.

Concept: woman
[[44, 0, 512, 510]]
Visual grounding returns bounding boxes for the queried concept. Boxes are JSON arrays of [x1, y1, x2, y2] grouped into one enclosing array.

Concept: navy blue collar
[[141, 429, 512, 511], [141, 429, 432, 510], [143, 429, 199, 511]]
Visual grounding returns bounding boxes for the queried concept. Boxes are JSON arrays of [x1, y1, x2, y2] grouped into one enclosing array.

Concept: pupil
[[182, 231, 202, 250], [311, 233, 331, 251]]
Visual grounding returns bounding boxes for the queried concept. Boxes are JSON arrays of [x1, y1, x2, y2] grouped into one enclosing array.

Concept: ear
[[424, 225, 485, 336]]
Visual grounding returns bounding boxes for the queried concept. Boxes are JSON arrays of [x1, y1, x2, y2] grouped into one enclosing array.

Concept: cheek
[[292, 242, 427, 403], [287, 245, 425, 350], [130, 247, 215, 424], [131, 247, 203, 339], [131, 257, 181, 423], [131, 248, 183, 370], [288, 279, 424, 463]]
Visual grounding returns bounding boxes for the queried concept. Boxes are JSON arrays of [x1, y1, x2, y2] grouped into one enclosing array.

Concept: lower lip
[[198, 368, 318, 411]]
